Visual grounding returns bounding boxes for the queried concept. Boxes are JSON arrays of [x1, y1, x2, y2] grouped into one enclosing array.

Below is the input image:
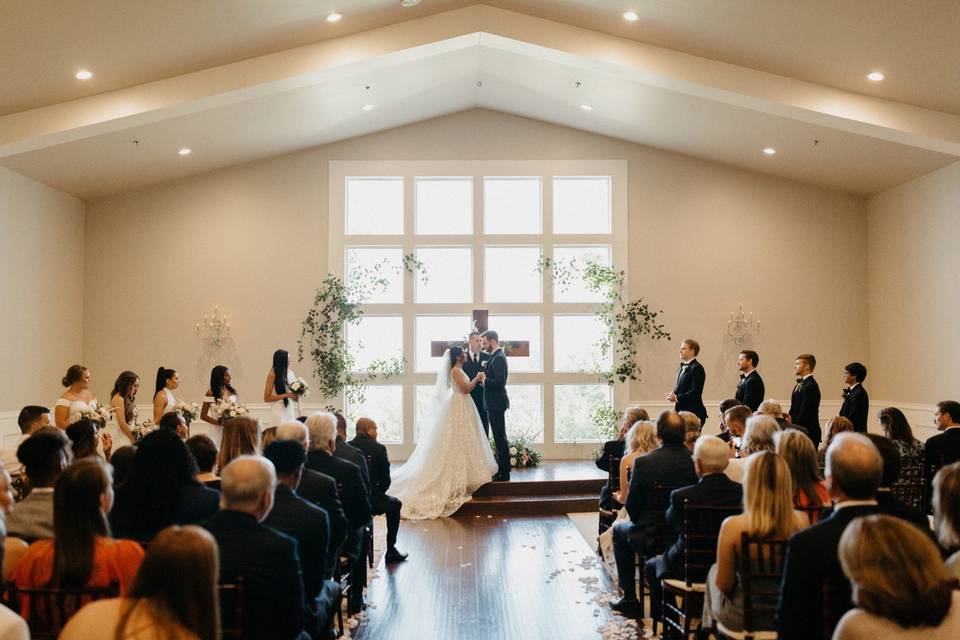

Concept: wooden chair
[[364, 453, 375, 569], [715, 534, 787, 640], [598, 454, 622, 537], [820, 578, 851, 640], [661, 502, 742, 639], [333, 554, 353, 634], [9, 581, 119, 639], [218, 578, 245, 640], [631, 484, 682, 619]]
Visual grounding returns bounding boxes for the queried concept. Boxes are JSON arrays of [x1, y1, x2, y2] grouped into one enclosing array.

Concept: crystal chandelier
[[196, 306, 232, 350], [727, 302, 759, 345]]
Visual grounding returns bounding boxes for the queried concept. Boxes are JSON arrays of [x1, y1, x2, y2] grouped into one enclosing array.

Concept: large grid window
[[331, 161, 627, 456]]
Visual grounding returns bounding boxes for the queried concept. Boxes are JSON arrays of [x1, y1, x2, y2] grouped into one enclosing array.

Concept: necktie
[[475, 353, 479, 365]]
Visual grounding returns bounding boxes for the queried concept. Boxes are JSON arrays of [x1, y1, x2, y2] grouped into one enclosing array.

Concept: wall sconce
[[727, 302, 759, 345], [196, 306, 232, 350]]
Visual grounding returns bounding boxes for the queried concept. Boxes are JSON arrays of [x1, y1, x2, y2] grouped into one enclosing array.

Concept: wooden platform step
[[454, 493, 598, 516], [473, 477, 604, 498]]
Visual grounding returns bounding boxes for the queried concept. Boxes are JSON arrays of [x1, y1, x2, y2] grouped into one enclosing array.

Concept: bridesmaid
[[264, 349, 299, 427], [110, 371, 140, 444], [152, 367, 179, 422], [201, 365, 238, 445], [54, 364, 98, 428]]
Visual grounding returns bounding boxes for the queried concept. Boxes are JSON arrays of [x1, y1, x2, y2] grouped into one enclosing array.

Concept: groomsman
[[666, 338, 707, 426], [839, 362, 870, 433], [789, 354, 822, 449], [462, 331, 489, 437], [734, 350, 765, 411]]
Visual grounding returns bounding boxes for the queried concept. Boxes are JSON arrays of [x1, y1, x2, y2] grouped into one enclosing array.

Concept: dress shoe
[[610, 596, 643, 619], [385, 548, 408, 563]]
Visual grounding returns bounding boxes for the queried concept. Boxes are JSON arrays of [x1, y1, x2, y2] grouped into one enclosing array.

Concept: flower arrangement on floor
[[132, 418, 156, 442], [210, 399, 249, 425], [79, 403, 113, 429], [174, 401, 200, 424], [290, 376, 310, 399], [490, 435, 542, 468]]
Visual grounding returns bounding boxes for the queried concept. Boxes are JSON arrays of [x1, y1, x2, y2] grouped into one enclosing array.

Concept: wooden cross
[[430, 309, 531, 357]]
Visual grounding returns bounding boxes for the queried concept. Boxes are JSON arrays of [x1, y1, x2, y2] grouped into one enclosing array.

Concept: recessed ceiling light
[[75, 69, 94, 80], [867, 71, 885, 82], [326, 12, 342, 22], [362, 104, 375, 111], [178, 148, 192, 156], [623, 11, 639, 22], [580, 104, 593, 111], [763, 147, 776, 155]]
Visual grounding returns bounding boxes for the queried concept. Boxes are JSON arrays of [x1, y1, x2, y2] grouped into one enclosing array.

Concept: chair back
[[738, 533, 788, 633], [608, 455, 622, 494], [11, 581, 119, 640], [651, 484, 681, 555], [820, 578, 851, 640], [680, 502, 742, 585], [218, 577, 245, 640]]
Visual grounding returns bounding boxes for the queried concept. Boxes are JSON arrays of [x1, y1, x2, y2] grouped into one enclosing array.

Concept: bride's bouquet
[[132, 418, 156, 442], [79, 403, 113, 430], [210, 399, 249, 425], [289, 377, 310, 399], [173, 401, 200, 424]]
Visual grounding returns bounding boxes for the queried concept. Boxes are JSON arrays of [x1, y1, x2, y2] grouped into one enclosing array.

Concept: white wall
[[0, 166, 85, 451]]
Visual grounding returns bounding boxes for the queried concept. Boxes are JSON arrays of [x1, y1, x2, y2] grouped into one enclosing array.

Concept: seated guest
[[679, 411, 702, 451], [5, 428, 69, 540], [645, 436, 742, 622], [260, 426, 279, 450], [777, 432, 883, 640], [349, 417, 407, 563], [704, 451, 806, 633], [818, 415, 854, 467], [61, 525, 220, 640], [1, 468, 28, 581], [110, 430, 220, 541], [834, 515, 960, 639], [865, 434, 929, 530], [2, 405, 50, 473], [775, 429, 828, 521], [839, 362, 869, 433], [722, 405, 752, 456], [756, 399, 794, 432], [877, 407, 924, 471], [156, 411, 188, 440], [333, 413, 371, 498], [108, 446, 136, 487], [201, 456, 307, 640], [66, 418, 111, 460], [725, 415, 777, 484], [262, 441, 340, 635], [14, 458, 144, 614], [933, 462, 960, 577], [924, 400, 960, 485], [186, 434, 220, 487], [610, 411, 696, 618], [612, 421, 659, 505], [304, 413, 372, 534], [596, 405, 650, 509], [217, 416, 260, 471], [714, 399, 742, 443], [275, 421, 347, 568]]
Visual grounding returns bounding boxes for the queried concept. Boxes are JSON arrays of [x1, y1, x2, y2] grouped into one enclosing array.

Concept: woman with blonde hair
[[725, 415, 778, 483], [217, 416, 260, 471], [775, 429, 829, 521], [704, 451, 806, 632], [933, 462, 960, 577], [61, 525, 221, 640], [834, 515, 960, 638], [613, 420, 659, 505], [818, 416, 854, 466], [596, 405, 650, 510]]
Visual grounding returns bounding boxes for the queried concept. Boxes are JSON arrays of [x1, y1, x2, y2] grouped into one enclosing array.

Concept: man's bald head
[[220, 455, 277, 521], [355, 417, 377, 437], [658, 410, 685, 446], [826, 432, 883, 501], [276, 421, 309, 450]]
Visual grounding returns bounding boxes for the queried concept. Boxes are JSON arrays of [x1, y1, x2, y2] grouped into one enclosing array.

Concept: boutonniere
[[481, 361, 487, 368], [842, 388, 851, 398]]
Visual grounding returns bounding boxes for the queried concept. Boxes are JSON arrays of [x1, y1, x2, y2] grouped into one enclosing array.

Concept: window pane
[[488, 314, 542, 373], [552, 246, 612, 303], [553, 177, 611, 234], [346, 386, 403, 444], [507, 384, 544, 443], [345, 247, 403, 304], [483, 178, 541, 235], [415, 247, 473, 303], [346, 177, 403, 235], [484, 246, 542, 303], [415, 178, 473, 235], [346, 316, 403, 372], [554, 384, 612, 443], [554, 315, 611, 372], [415, 315, 472, 372]]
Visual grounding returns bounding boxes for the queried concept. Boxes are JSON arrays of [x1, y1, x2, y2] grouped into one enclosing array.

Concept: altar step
[[455, 475, 605, 516]]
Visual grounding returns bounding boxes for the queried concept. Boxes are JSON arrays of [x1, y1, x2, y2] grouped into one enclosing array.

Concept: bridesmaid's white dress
[[54, 398, 99, 424], [268, 369, 299, 427], [161, 388, 177, 415], [202, 393, 238, 448]]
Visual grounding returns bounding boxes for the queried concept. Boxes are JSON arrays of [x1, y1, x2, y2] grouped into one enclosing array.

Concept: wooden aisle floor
[[352, 513, 640, 640]]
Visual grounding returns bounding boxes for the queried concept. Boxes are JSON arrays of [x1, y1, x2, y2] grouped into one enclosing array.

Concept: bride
[[390, 346, 498, 520]]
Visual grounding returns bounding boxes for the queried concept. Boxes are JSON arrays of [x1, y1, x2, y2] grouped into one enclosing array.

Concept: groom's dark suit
[[483, 348, 510, 480], [462, 350, 490, 437]]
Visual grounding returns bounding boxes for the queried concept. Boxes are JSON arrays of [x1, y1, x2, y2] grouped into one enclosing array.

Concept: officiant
[[463, 331, 490, 437]]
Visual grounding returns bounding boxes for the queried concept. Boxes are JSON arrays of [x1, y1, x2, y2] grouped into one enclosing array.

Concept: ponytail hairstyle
[[62, 364, 88, 388], [210, 365, 236, 401], [449, 346, 464, 367], [155, 367, 177, 396], [110, 371, 140, 423], [272, 350, 290, 407]]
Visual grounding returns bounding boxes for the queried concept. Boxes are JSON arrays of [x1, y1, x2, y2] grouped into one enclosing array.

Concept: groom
[[481, 330, 511, 482]]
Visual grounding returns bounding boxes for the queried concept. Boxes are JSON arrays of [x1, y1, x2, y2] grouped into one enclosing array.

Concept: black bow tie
[[680, 363, 689, 368], [740, 373, 746, 380], [842, 388, 851, 397], [796, 377, 803, 385]]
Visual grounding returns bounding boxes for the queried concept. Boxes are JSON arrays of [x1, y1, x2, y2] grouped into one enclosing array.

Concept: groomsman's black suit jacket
[[735, 370, 765, 412], [348, 434, 393, 515], [462, 350, 490, 425], [674, 359, 707, 423], [839, 384, 869, 433], [789, 376, 822, 447]]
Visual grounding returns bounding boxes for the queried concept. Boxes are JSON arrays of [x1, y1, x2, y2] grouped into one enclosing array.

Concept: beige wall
[[84, 109, 868, 415], [867, 160, 960, 403], [0, 167, 85, 414]]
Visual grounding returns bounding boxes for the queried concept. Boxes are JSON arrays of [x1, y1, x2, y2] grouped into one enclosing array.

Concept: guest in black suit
[[462, 331, 490, 437], [666, 338, 707, 425], [200, 456, 308, 640], [839, 362, 870, 433], [262, 440, 341, 637], [777, 432, 883, 640], [611, 411, 697, 618], [596, 405, 650, 510], [734, 350, 765, 412], [789, 353, 822, 449], [333, 412, 371, 498], [350, 417, 407, 563], [481, 330, 511, 481], [277, 421, 347, 569], [714, 399, 742, 443], [924, 400, 960, 485], [644, 435, 743, 621]]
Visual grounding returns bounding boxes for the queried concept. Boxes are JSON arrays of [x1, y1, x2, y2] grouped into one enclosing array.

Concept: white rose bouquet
[[79, 403, 112, 429], [174, 401, 200, 424], [289, 377, 310, 399], [210, 399, 249, 425], [132, 418, 156, 441]]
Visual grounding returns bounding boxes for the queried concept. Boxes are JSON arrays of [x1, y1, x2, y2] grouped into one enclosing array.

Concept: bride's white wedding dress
[[390, 360, 498, 520]]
